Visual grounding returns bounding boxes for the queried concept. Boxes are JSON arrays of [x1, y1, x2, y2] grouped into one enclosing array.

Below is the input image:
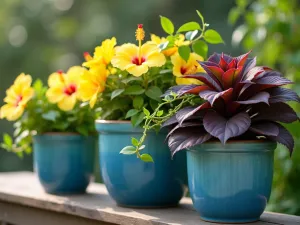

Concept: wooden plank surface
[[0, 172, 298, 225]]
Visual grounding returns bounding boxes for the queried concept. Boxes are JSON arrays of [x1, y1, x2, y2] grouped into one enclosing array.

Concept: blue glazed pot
[[96, 120, 187, 208], [33, 133, 96, 194], [187, 141, 277, 223]]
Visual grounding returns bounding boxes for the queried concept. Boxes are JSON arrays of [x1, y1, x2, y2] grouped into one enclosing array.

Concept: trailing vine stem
[[121, 93, 195, 162]]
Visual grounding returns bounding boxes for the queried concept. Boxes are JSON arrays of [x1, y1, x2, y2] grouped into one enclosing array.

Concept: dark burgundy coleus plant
[[163, 51, 300, 156]]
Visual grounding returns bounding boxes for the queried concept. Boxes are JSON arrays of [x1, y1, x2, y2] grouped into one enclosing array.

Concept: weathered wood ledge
[[0, 172, 299, 225]]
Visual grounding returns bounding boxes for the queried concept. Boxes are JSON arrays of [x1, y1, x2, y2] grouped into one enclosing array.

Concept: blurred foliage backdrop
[[1, 0, 299, 216], [229, 0, 300, 215]]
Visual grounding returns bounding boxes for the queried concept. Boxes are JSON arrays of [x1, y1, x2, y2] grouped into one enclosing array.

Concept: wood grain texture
[[0, 172, 298, 225]]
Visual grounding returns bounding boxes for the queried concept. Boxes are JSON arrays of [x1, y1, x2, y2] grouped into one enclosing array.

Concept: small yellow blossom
[[111, 24, 166, 77], [46, 67, 85, 111], [78, 65, 108, 108], [148, 34, 189, 57], [171, 53, 205, 85], [83, 37, 117, 69], [0, 73, 34, 121]]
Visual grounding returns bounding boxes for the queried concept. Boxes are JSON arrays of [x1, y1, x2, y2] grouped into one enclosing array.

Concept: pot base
[[201, 216, 259, 224]]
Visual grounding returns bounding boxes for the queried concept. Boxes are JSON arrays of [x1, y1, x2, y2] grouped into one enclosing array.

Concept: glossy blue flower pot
[[96, 120, 187, 208], [187, 141, 277, 223], [34, 133, 96, 194]]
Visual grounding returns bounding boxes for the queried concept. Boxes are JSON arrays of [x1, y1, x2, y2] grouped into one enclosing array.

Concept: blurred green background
[[0, 0, 299, 216]]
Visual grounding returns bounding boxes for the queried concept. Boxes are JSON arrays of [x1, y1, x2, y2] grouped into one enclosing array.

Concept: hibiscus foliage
[[163, 52, 299, 156]]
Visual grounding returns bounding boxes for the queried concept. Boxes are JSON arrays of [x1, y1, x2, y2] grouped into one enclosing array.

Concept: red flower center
[[180, 67, 187, 75], [64, 84, 77, 96], [15, 95, 23, 107], [132, 57, 146, 66]]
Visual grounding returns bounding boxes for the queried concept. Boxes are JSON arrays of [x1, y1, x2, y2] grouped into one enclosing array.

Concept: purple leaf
[[161, 115, 178, 128], [241, 66, 265, 82], [167, 121, 203, 139], [267, 123, 294, 155], [236, 51, 251, 67], [203, 111, 251, 144], [268, 87, 300, 103], [199, 88, 233, 106], [162, 85, 198, 97], [236, 92, 270, 105], [184, 73, 223, 92], [252, 102, 299, 123], [168, 127, 212, 156], [176, 103, 210, 125], [255, 75, 293, 87], [250, 122, 279, 136], [207, 53, 221, 64]]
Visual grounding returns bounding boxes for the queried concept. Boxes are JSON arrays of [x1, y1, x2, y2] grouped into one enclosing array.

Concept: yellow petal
[[46, 87, 64, 103], [176, 77, 203, 85], [143, 52, 166, 67], [126, 64, 148, 77], [89, 92, 98, 108], [111, 44, 139, 70], [58, 95, 77, 111], [66, 66, 85, 84], [20, 87, 34, 104], [162, 47, 178, 56], [1, 104, 24, 121], [48, 72, 65, 87]]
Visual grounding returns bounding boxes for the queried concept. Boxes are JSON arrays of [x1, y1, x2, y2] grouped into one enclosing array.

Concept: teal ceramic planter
[[34, 133, 96, 194], [187, 141, 277, 223], [96, 120, 187, 208]]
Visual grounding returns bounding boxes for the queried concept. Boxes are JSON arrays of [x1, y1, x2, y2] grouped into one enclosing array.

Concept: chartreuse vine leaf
[[131, 137, 139, 146], [185, 30, 198, 41], [133, 96, 144, 109], [192, 40, 208, 58], [111, 89, 124, 100], [140, 153, 154, 163], [120, 146, 136, 155], [123, 85, 145, 95], [3, 133, 13, 148], [143, 108, 150, 117], [196, 10, 204, 25], [204, 29, 224, 44], [125, 109, 140, 119], [178, 45, 191, 62], [145, 86, 163, 102], [177, 22, 201, 33], [160, 16, 174, 34]]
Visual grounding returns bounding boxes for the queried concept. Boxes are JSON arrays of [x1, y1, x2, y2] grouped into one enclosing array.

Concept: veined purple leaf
[[168, 127, 212, 156], [199, 61, 219, 68], [199, 88, 233, 106], [241, 66, 265, 82], [203, 111, 251, 144], [161, 115, 178, 128], [162, 85, 197, 97], [254, 70, 283, 80], [167, 121, 203, 139], [236, 50, 251, 67], [267, 123, 294, 155], [184, 73, 223, 91], [207, 53, 221, 64], [250, 122, 279, 136], [252, 102, 299, 123], [176, 102, 210, 125], [236, 92, 270, 105], [268, 87, 300, 103], [255, 75, 293, 87]]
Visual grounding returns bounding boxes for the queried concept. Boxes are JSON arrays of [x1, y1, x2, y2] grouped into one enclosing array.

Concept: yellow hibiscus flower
[[171, 53, 205, 85], [111, 24, 166, 77], [148, 34, 189, 57], [78, 65, 108, 108], [83, 37, 117, 69], [46, 66, 85, 111], [0, 73, 34, 121]]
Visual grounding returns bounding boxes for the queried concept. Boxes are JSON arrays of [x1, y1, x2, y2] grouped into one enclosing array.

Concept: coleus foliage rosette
[[163, 51, 300, 156]]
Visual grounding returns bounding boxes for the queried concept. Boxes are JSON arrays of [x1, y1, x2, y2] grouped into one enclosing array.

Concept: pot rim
[[96, 120, 131, 124], [40, 132, 81, 136]]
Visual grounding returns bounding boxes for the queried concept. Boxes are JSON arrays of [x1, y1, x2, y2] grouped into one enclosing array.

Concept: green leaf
[[111, 89, 124, 100], [122, 76, 142, 84], [178, 45, 191, 62], [42, 111, 59, 122], [204, 29, 224, 44], [157, 110, 164, 117], [139, 145, 145, 150], [150, 100, 158, 111], [33, 79, 43, 92], [160, 16, 174, 35], [192, 40, 208, 58], [131, 137, 139, 146], [140, 153, 154, 163], [125, 109, 140, 119], [131, 112, 145, 127], [133, 96, 144, 109], [228, 8, 241, 25], [145, 86, 163, 102], [143, 108, 150, 117], [177, 22, 201, 33], [185, 30, 198, 41], [3, 133, 13, 148], [120, 146, 136, 155], [76, 126, 89, 136], [123, 85, 145, 95]]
